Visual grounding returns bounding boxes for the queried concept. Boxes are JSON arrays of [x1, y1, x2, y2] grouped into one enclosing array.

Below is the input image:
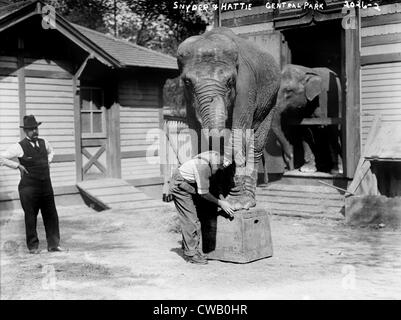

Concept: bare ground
[[1, 203, 401, 300]]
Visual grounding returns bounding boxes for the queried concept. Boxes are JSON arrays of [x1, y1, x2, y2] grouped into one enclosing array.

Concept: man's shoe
[[48, 246, 66, 252], [187, 254, 208, 265], [197, 251, 208, 259], [29, 248, 41, 254]]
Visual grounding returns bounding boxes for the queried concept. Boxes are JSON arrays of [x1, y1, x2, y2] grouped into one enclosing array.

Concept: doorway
[[281, 20, 345, 176], [79, 86, 108, 180]]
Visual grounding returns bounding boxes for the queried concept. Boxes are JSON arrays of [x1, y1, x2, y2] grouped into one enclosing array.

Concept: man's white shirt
[[0, 138, 55, 169], [178, 151, 221, 195]]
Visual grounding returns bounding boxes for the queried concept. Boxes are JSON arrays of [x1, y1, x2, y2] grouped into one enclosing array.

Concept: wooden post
[[108, 100, 121, 178], [73, 76, 83, 182], [17, 36, 25, 139], [104, 71, 121, 179], [344, 8, 361, 179], [158, 80, 166, 180], [214, 0, 221, 28]]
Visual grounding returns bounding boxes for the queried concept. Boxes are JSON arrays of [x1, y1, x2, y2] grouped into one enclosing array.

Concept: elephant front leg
[[222, 130, 245, 210], [300, 127, 317, 173], [224, 122, 269, 211], [221, 127, 258, 210]]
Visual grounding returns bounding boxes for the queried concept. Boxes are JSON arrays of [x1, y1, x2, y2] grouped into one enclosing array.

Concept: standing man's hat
[[20, 115, 42, 129]]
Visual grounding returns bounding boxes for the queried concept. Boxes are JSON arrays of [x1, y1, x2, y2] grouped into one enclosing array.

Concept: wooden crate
[[201, 207, 273, 263]]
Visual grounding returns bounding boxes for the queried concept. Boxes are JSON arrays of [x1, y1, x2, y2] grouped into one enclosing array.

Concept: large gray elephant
[[270, 64, 343, 175], [177, 27, 291, 210]]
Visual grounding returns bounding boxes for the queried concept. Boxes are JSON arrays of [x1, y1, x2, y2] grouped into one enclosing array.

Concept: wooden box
[[201, 207, 273, 263]]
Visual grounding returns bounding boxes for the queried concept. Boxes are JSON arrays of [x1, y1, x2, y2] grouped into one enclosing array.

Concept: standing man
[[0, 115, 63, 254], [168, 151, 234, 265]]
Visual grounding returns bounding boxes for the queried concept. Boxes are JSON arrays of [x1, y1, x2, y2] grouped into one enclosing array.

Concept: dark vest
[[18, 138, 50, 181]]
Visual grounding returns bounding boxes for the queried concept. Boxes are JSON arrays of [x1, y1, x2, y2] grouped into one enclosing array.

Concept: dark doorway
[[283, 20, 342, 77], [281, 20, 345, 176]]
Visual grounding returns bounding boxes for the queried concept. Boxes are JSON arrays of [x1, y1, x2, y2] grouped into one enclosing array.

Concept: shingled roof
[[74, 24, 178, 71], [0, 0, 178, 71]]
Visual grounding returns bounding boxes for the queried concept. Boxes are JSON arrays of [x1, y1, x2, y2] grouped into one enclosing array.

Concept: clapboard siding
[[24, 58, 73, 73], [121, 157, 161, 180], [361, 62, 401, 151], [50, 162, 76, 187], [22, 58, 76, 187], [118, 78, 158, 108], [360, 11, 401, 152], [118, 78, 161, 180], [0, 56, 20, 193]]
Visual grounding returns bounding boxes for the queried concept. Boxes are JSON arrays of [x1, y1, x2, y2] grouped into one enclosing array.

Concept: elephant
[[176, 27, 292, 210], [270, 64, 343, 175]]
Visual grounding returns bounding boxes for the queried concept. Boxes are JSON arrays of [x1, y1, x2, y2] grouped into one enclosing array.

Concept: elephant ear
[[304, 72, 322, 101]]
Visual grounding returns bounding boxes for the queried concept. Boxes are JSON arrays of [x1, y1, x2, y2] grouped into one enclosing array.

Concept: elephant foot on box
[[225, 169, 257, 211]]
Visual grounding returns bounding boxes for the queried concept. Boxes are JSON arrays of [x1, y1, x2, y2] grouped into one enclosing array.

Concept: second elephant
[[271, 64, 343, 174]]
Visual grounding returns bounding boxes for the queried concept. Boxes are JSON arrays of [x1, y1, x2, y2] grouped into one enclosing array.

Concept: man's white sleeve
[[194, 164, 211, 195], [44, 139, 55, 163], [0, 143, 23, 169]]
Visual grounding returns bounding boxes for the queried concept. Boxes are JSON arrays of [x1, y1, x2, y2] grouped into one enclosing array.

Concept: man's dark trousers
[[19, 178, 60, 250], [170, 171, 202, 257]]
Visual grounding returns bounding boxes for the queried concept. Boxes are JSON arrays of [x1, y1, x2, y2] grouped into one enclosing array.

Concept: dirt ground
[[1, 203, 401, 300]]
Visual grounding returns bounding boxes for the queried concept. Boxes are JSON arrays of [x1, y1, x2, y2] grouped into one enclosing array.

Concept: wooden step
[[88, 186, 142, 197], [256, 189, 344, 201], [262, 202, 341, 214], [101, 193, 150, 204], [76, 178, 163, 211], [255, 177, 346, 219], [268, 208, 344, 220], [257, 195, 344, 208], [259, 183, 345, 195], [77, 178, 128, 189], [111, 200, 165, 211]]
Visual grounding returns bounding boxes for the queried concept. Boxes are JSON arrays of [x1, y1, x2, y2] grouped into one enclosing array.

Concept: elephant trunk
[[194, 80, 228, 132]]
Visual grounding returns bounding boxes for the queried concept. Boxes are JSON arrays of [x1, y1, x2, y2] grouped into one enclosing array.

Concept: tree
[[49, 0, 113, 32], [123, 0, 214, 55], [49, 0, 214, 115], [119, 1, 214, 115]]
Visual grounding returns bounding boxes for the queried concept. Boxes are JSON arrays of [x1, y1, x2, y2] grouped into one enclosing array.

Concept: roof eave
[[0, 0, 39, 33], [123, 65, 179, 77], [0, 0, 123, 69], [54, 13, 123, 68]]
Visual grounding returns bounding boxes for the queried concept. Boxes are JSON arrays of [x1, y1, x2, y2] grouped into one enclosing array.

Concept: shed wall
[[118, 78, 161, 181], [0, 55, 77, 197], [360, 8, 401, 152], [0, 56, 20, 194]]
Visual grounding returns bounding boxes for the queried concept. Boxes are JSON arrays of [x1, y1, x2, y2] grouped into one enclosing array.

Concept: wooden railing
[[160, 115, 189, 183]]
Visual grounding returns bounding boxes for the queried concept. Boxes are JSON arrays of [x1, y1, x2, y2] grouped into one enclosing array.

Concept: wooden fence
[[161, 115, 190, 183]]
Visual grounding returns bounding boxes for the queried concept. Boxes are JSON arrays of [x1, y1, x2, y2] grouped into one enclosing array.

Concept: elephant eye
[[182, 78, 191, 86], [227, 77, 235, 87]]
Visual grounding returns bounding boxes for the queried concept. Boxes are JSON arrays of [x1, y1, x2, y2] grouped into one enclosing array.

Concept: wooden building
[[220, 0, 401, 177], [220, 0, 401, 216], [0, 0, 178, 207]]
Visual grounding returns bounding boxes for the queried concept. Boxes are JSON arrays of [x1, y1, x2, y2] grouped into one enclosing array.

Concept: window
[[80, 87, 106, 138]]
